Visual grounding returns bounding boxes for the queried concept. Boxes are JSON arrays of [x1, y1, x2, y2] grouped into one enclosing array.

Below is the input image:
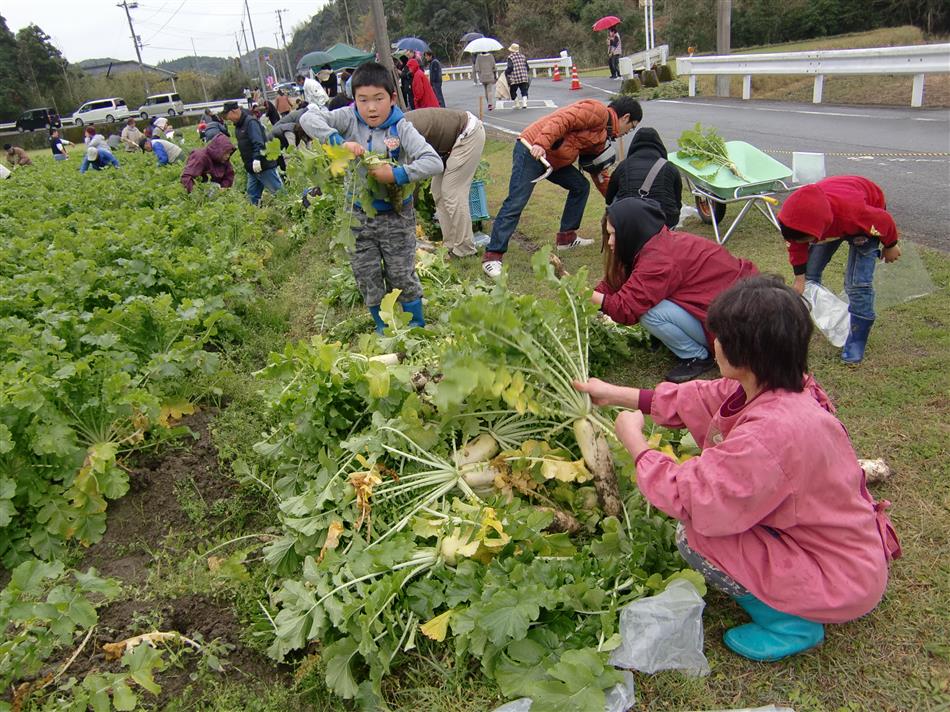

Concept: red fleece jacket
[[778, 176, 898, 272], [408, 59, 440, 109], [596, 228, 758, 348]]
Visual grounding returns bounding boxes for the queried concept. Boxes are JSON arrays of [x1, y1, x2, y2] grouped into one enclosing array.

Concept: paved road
[[441, 75, 950, 251]]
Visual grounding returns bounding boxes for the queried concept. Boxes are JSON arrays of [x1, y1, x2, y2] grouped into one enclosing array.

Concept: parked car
[[137, 92, 185, 120], [15, 107, 62, 132], [71, 98, 133, 126]]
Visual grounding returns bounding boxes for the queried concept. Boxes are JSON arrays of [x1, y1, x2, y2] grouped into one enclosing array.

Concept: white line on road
[[655, 99, 872, 118]]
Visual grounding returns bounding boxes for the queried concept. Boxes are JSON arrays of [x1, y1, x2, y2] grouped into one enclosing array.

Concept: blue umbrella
[[395, 37, 429, 53]]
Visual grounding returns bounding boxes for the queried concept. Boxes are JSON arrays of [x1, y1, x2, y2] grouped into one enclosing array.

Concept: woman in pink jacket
[[576, 276, 900, 661]]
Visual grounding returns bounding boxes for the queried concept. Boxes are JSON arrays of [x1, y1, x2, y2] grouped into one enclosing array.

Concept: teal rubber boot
[[401, 299, 426, 328], [368, 306, 386, 335], [723, 594, 824, 662], [841, 315, 874, 364]]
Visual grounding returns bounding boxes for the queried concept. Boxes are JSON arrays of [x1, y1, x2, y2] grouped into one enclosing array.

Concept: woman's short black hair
[[607, 96, 643, 123], [351, 62, 396, 96], [706, 275, 812, 392]]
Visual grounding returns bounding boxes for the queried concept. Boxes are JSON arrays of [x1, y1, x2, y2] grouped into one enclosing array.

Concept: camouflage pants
[[676, 522, 749, 597], [349, 208, 423, 307]]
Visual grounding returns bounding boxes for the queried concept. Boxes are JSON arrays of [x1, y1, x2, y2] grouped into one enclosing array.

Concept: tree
[[16, 24, 66, 98], [0, 15, 22, 120]]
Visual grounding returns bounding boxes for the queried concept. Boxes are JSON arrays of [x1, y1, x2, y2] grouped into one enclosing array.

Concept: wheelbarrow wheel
[[695, 195, 727, 225]]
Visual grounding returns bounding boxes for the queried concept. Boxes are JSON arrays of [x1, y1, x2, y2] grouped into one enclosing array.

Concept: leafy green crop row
[[0, 155, 274, 566]]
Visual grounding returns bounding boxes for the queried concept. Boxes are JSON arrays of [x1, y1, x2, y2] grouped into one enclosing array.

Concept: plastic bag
[[802, 281, 850, 347], [693, 707, 795, 712], [872, 240, 937, 311], [609, 579, 710, 677], [491, 671, 635, 712]]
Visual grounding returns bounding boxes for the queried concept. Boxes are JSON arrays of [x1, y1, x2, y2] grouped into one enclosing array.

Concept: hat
[[317, 69, 332, 81], [508, 43, 520, 53], [86, 146, 98, 161], [221, 101, 240, 115], [153, 117, 168, 129]]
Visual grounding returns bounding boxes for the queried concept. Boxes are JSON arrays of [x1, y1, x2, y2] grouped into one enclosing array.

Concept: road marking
[[764, 149, 950, 158], [655, 99, 872, 118], [482, 122, 520, 136], [581, 83, 620, 97], [494, 99, 557, 110]]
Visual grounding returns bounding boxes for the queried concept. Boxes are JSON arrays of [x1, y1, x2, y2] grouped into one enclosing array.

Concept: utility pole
[[234, 33, 243, 66], [716, 0, 732, 97], [191, 38, 210, 102], [243, 0, 270, 95], [369, 0, 403, 108], [240, 20, 250, 56], [276, 9, 295, 80], [117, 0, 150, 95]]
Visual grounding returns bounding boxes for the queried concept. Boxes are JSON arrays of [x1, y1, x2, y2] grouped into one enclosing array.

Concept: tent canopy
[[324, 43, 375, 70]]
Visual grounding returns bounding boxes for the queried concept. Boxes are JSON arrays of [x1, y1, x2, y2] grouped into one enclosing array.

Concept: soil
[[44, 594, 283, 709], [81, 409, 234, 581], [36, 409, 294, 708]]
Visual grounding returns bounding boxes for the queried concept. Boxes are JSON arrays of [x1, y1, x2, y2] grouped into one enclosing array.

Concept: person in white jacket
[[296, 73, 329, 108]]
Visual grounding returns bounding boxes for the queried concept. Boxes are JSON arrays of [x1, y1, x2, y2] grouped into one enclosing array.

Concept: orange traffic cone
[[569, 65, 581, 90], [552, 64, 562, 82]]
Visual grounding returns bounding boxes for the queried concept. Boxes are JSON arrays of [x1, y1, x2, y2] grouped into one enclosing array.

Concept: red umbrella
[[592, 16, 622, 31]]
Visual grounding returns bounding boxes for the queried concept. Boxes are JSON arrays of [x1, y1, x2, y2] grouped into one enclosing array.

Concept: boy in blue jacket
[[300, 62, 443, 332]]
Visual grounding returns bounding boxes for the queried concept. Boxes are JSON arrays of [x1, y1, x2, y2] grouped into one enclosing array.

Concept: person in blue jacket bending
[[80, 146, 120, 173]]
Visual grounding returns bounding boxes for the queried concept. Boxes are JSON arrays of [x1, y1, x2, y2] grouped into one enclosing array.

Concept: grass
[[25, 133, 946, 710]]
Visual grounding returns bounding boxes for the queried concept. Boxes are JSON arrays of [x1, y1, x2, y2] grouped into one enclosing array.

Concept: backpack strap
[[638, 157, 667, 197]]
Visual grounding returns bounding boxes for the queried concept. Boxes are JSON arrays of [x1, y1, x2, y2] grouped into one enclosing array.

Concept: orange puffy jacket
[[520, 99, 618, 170]]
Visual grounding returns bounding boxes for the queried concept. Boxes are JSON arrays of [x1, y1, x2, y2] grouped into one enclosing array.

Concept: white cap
[[86, 146, 98, 161], [508, 43, 520, 53]]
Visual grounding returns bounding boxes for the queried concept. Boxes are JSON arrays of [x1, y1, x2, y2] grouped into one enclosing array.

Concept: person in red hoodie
[[180, 133, 236, 194], [592, 197, 758, 383], [407, 58, 440, 109], [778, 176, 901, 363]]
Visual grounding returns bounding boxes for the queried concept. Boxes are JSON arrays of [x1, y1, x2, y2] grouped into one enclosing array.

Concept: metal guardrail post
[[912, 74, 925, 107], [742, 75, 752, 100], [813, 75, 824, 104]]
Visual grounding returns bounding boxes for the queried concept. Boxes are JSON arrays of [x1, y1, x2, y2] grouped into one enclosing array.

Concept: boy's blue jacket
[[299, 103, 442, 213]]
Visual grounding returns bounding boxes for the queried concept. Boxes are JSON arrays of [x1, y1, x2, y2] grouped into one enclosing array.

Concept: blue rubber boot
[[368, 306, 387, 335], [723, 594, 824, 662], [401, 299, 426, 328], [841, 315, 874, 364]]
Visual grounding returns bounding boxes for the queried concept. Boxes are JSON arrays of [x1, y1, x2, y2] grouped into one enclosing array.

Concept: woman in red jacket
[[407, 59, 440, 109], [592, 197, 758, 383]]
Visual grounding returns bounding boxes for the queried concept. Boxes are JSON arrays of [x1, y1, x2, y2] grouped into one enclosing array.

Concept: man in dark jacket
[[424, 50, 445, 107], [222, 100, 283, 205], [181, 133, 236, 193], [605, 128, 682, 229]]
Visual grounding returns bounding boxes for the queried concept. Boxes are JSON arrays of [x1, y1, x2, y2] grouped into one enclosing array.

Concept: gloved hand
[[252, 159, 262, 173]]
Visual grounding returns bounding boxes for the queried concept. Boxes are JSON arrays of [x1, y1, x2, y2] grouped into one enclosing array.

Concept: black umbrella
[[460, 32, 484, 44]]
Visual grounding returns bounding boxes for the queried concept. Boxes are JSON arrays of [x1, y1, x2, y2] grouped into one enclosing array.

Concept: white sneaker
[[556, 237, 594, 251], [482, 260, 503, 278]]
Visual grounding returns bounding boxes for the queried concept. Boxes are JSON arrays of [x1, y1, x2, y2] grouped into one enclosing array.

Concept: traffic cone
[[552, 64, 562, 82], [570, 65, 581, 90]]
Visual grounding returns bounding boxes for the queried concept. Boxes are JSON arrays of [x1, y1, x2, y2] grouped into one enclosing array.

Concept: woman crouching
[[592, 197, 758, 383], [576, 276, 900, 661]]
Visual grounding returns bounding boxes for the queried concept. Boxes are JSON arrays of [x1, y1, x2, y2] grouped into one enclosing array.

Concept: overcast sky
[[2, 0, 324, 64]]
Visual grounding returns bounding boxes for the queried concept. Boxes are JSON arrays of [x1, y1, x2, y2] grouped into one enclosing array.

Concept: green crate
[[469, 179, 490, 221]]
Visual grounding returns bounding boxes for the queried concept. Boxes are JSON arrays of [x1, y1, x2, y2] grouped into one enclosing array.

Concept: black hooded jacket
[[606, 127, 682, 229]]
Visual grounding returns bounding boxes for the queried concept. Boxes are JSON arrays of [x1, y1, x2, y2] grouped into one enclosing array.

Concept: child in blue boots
[[300, 62, 443, 333]]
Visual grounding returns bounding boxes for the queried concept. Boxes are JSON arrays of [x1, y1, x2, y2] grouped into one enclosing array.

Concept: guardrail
[[619, 45, 669, 77], [675, 43, 950, 107], [443, 56, 573, 82]]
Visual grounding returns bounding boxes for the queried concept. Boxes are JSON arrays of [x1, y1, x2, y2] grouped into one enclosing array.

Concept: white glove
[[252, 159, 262, 173]]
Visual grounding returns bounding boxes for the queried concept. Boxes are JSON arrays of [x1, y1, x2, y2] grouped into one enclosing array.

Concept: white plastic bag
[[802, 281, 850, 347], [0, 164, 11, 180], [491, 671, 635, 712], [609, 579, 710, 677]]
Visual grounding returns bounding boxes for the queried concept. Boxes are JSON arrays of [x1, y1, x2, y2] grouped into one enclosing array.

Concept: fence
[[675, 43, 950, 107], [442, 56, 573, 82]]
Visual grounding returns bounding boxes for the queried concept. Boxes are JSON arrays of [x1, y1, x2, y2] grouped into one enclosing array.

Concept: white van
[[137, 93, 186, 120], [72, 98, 132, 126]]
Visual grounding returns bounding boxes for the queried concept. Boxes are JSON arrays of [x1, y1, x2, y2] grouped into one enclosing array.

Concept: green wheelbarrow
[[667, 141, 793, 245]]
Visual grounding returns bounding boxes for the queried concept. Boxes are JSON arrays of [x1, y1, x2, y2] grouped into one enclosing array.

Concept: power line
[[144, 0, 189, 43], [116, 0, 151, 95]]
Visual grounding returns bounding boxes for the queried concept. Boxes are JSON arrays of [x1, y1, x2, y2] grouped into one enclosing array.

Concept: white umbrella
[[463, 37, 504, 53]]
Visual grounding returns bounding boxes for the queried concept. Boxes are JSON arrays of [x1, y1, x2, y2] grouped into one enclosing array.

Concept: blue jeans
[[639, 300, 709, 360], [54, 154, 68, 161], [804, 237, 880, 320], [486, 141, 590, 255], [246, 167, 284, 205]]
